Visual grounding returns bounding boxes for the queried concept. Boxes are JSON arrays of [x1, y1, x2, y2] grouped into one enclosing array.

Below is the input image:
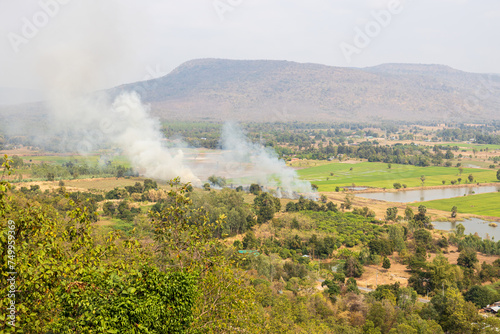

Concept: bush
[[53, 267, 197, 333], [382, 257, 391, 269], [208, 175, 226, 187], [464, 285, 499, 308], [249, 184, 261, 195], [344, 256, 364, 277], [105, 187, 128, 200], [103, 201, 116, 217]]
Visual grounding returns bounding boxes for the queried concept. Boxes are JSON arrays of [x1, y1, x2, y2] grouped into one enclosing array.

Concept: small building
[[238, 250, 260, 257], [482, 301, 500, 314]]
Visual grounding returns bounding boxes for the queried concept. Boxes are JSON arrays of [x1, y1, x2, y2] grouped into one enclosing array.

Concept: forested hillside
[[112, 59, 500, 122], [3, 155, 500, 333]]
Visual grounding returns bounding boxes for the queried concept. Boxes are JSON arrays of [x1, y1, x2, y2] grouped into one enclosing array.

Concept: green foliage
[[105, 187, 129, 199], [125, 181, 144, 194], [305, 211, 384, 248], [425, 255, 461, 293], [344, 256, 364, 277], [410, 205, 432, 229], [352, 206, 375, 218], [243, 231, 259, 249], [149, 181, 257, 332], [249, 183, 261, 195], [191, 188, 255, 236], [0, 173, 125, 332], [426, 288, 481, 333], [405, 206, 414, 221], [9, 155, 24, 169], [27, 160, 134, 180], [414, 229, 432, 247], [464, 285, 499, 308], [383, 257, 391, 269], [208, 175, 227, 187], [285, 196, 337, 213], [143, 178, 158, 191], [321, 279, 340, 302], [254, 192, 280, 223], [388, 224, 406, 252], [302, 234, 338, 259], [53, 267, 197, 333], [0, 165, 259, 332], [445, 150, 454, 160], [369, 238, 394, 256], [457, 248, 478, 269], [344, 194, 353, 210], [346, 277, 360, 294], [116, 200, 140, 222], [451, 205, 458, 218], [385, 207, 398, 222], [103, 201, 116, 216]]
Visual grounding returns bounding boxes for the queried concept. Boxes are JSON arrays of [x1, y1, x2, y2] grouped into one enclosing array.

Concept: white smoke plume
[[218, 122, 314, 198], [2, 0, 311, 197], [109, 93, 200, 185], [41, 90, 202, 185], [1, 1, 201, 185]]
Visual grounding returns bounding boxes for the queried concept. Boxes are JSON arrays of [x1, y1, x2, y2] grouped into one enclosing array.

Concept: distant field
[[66, 177, 144, 191], [297, 161, 499, 191], [417, 192, 500, 218], [381, 141, 500, 152], [455, 143, 500, 151], [22, 154, 131, 166]]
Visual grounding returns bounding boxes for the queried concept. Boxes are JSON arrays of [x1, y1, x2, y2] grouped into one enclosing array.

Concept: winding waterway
[[356, 185, 500, 203], [432, 218, 500, 240]]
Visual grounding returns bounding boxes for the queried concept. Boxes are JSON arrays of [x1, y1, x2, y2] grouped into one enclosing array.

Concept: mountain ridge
[[2, 59, 499, 126], [111, 58, 500, 122]]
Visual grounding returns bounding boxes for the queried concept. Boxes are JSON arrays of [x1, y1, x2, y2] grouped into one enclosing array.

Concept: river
[[433, 218, 500, 240], [356, 185, 500, 203]]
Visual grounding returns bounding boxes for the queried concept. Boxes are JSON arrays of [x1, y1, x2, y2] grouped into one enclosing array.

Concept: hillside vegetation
[[5, 60, 500, 128], [112, 59, 500, 122]]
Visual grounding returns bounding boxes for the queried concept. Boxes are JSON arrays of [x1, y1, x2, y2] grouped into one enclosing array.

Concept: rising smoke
[[109, 92, 200, 185], [215, 122, 314, 198], [3, 0, 313, 198]]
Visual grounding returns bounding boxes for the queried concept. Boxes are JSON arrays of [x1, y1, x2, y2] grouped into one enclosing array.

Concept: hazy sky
[[1, 0, 499, 90]]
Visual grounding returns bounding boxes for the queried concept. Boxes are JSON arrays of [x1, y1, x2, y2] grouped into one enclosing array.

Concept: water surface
[[342, 186, 369, 191], [356, 185, 500, 203], [432, 218, 500, 240]]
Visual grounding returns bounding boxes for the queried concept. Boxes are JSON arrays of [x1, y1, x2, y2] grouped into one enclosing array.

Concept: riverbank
[[345, 182, 500, 194], [419, 192, 500, 219]]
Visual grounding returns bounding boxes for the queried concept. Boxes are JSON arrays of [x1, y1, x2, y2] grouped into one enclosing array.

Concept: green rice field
[[297, 161, 499, 191], [417, 192, 500, 218], [23, 154, 131, 166], [454, 143, 500, 151]]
